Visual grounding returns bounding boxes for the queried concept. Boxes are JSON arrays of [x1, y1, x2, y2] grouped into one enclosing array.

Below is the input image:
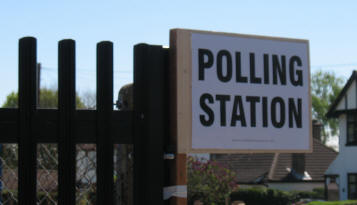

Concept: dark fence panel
[[0, 37, 167, 205]]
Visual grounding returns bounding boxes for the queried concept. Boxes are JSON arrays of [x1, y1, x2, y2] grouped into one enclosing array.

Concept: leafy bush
[[230, 187, 293, 205], [230, 187, 325, 205], [289, 187, 325, 202], [187, 156, 239, 205], [312, 187, 325, 199]]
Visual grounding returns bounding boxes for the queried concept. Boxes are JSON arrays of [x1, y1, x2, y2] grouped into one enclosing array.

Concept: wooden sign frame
[[170, 29, 312, 154]]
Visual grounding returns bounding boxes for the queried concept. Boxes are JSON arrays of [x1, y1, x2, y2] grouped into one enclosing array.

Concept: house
[[212, 121, 338, 192], [325, 71, 357, 200]]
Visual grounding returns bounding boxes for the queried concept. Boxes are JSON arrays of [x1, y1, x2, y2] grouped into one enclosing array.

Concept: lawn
[[308, 200, 357, 205]]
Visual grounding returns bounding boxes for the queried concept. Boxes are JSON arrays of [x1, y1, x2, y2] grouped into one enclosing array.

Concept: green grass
[[307, 200, 357, 205]]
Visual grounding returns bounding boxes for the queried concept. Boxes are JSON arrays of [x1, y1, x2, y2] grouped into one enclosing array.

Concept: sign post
[[169, 29, 311, 204]]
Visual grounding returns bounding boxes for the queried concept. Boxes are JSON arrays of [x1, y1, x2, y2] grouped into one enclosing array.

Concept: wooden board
[[170, 28, 312, 154]]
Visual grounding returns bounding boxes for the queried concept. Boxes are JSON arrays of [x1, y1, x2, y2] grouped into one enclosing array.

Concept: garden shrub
[[231, 187, 325, 205], [312, 187, 325, 199], [187, 156, 239, 205], [290, 188, 325, 201], [230, 187, 293, 205]]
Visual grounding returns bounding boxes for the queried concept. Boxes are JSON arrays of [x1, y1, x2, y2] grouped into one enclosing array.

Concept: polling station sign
[[170, 29, 312, 153]]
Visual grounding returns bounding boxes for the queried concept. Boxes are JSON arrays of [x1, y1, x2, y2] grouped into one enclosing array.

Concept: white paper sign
[[190, 32, 311, 152]]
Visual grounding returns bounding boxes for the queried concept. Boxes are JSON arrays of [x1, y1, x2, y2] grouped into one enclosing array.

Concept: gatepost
[[133, 44, 168, 205]]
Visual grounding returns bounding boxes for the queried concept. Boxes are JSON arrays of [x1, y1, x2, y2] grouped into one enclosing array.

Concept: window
[[346, 113, 357, 145], [348, 173, 357, 199]]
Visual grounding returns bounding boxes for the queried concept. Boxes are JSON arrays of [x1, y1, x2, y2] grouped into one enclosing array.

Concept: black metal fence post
[[134, 44, 167, 205], [58, 39, 76, 205], [18, 37, 37, 205], [97, 41, 114, 204]]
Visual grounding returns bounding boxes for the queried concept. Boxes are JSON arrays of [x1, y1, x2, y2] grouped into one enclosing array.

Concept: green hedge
[[308, 201, 357, 205], [289, 187, 325, 201], [230, 187, 291, 205], [230, 187, 325, 205]]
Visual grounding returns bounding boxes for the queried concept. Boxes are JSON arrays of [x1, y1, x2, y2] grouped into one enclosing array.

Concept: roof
[[326, 70, 357, 118], [212, 139, 337, 183]]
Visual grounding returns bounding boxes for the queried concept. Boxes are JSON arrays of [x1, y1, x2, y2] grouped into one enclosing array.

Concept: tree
[[311, 70, 344, 144], [80, 90, 96, 110], [2, 87, 85, 109]]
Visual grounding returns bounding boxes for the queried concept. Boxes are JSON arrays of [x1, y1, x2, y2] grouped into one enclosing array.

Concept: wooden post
[[169, 30, 190, 205], [170, 154, 187, 205]]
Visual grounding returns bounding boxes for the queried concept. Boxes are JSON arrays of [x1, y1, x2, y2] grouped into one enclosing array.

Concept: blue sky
[[1, 1, 357, 105]]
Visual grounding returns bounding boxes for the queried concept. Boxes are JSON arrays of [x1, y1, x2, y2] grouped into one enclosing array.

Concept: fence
[[0, 37, 168, 205]]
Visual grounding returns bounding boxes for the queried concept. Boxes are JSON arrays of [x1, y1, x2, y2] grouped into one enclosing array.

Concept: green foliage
[[312, 187, 325, 199], [187, 157, 239, 205], [230, 187, 325, 205], [2, 92, 18, 108], [289, 187, 325, 201], [37, 144, 58, 169], [308, 200, 357, 205], [230, 187, 292, 205], [311, 70, 344, 144], [1, 88, 85, 109], [37, 191, 58, 204], [0, 144, 18, 169], [77, 190, 96, 205]]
